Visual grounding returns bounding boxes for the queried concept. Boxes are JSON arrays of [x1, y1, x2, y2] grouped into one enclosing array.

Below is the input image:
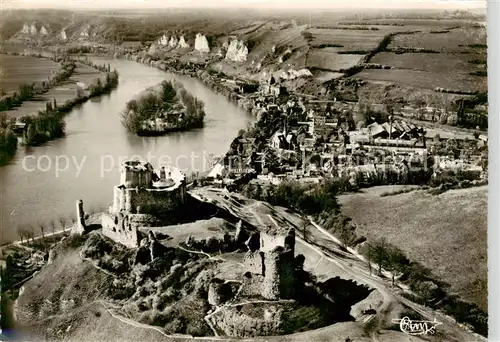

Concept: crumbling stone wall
[[259, 228, 295, 253], [206, 304, 283, 337], [208, 278, 238, 306], [101, 213, 139, 248], [241, 228, 298, 300], [113, 186, 186, 216], [242, 248, 298, 300], [243, 251, 264, 275], [262, 247, 297, 300]]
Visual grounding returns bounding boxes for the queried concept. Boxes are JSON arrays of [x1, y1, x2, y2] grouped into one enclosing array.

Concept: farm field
[[339, 18, 483, 28], [313, 70, 344, 83], [0, 54, 60, 93], [371, 52, 486, 73], [353, 68, 487, 93], [3, 62, 104, 119], [388, 27, 487, 53], [338, 185, 488, 311], [307, 28, 386, 51], [307, 49, 364, 71]]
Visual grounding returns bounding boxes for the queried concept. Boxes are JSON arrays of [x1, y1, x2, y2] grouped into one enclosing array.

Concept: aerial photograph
[[0, 0, 489, 341]]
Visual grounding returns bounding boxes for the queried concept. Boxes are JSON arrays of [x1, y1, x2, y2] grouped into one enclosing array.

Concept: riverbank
[[0, 59, 119, 164], [3, 61, 117, 120], [0, 53, 74, 112]]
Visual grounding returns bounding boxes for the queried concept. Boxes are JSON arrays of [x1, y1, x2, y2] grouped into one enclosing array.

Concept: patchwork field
[[354, 68, 487, 93], [388, 26, 487, 53], [367, 51, 487, 92], [307, 28, 385, 52], [313, 71, 344, 83], [371, 52, 486, 73], [339, 18, 484, 28], [307, 49, 364, 71], [338, 185, 488, 311], [4, 62, 104, 119], [0, 55, 60, 93]]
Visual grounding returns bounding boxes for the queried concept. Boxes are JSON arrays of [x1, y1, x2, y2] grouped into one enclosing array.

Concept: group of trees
[[85, 70, 119, 98], [244, 177, 355, 216], [0, 113, 17, 165], [78, 58, 113, 73], [122, 80, 205, 134], [15, 216, 74, 246], [19, 98, 65, 146], [361, 237, 487, 336], [17, 65, 118, 147]]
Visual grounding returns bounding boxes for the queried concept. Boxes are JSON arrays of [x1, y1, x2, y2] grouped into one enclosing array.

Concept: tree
[[50, 220, 57, 235], [161, 80, 177, 104], [254, 183, 263, 200], [39, 223, 45, 240], [367, 245, 373, 275], [16, 226, 26, 244], [59, 217, 67, 232], [373, 238, 388, 276], [26, 225, 34, 245], [385, 245, 409, 286]]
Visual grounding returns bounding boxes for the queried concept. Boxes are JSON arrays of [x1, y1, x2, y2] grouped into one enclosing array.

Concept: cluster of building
[[208, 79, 488, 187]]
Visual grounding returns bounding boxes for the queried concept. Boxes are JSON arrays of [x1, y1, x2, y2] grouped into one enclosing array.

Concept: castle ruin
[[241, 226, 299, 300], [101, 160, 187, 247], [206, 225, 307, 336], [206, 224, 301, 305]]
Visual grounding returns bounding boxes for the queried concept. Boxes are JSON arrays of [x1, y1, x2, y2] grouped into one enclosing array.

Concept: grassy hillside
[[338, 185, 487, 311]]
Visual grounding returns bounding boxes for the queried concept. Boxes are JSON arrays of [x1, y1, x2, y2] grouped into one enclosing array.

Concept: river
[[0, 57, 254, 244]]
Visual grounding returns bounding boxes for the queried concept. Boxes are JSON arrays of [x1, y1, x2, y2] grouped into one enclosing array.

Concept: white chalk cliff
[[158, 34, 169, 46], [279, 68, 313, 80], [169, 36, 178, 48], [80, 28, 90, 37], [177, 35, 189, 48], [194, 33, 210, 53], [148, 43, 158, 55], [40, 26, 49, 36], [60, 30, 67, 40], [29, 24, 38, 36], [225, 39, 248, 62], [21, 23, 30, 34], [277, 48, 293, 64]]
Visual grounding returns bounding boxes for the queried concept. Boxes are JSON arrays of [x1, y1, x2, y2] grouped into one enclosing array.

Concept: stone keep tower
[[120, 160, 154, 188], [260, 228, 297, 300], [113, 161, 155, 214], [243, 227, 298, 300]]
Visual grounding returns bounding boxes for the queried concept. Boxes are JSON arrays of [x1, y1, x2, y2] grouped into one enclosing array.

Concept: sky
[[0, 0, 488, 10]]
